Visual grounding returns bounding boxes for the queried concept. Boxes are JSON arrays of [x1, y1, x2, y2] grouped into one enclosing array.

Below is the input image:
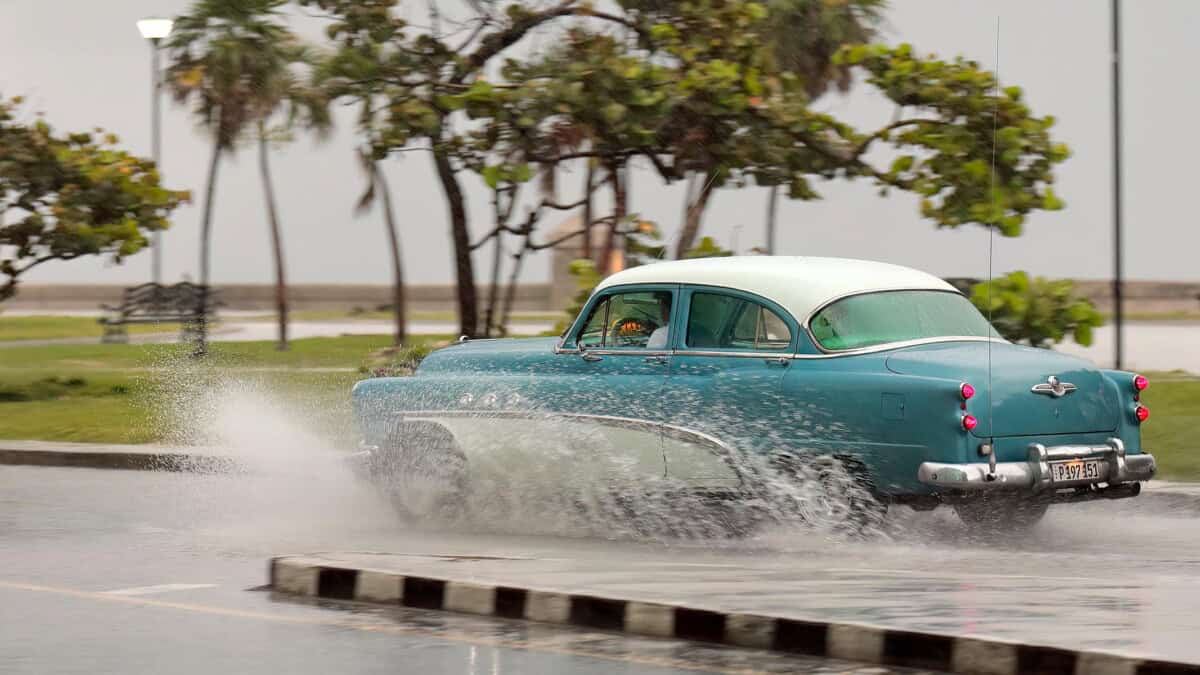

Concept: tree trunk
[[375, 161, 406, 345], [431, 147, 477, 337], [500, 241, 529, 330], [599, 164, 626, 275], [675, 172, 716, 258], [581, 163, 594, 262], [257, 124, 288, 351], [765, 184, 779, 255], [483, 191, 504, 337], [196, 135, 223, 356]]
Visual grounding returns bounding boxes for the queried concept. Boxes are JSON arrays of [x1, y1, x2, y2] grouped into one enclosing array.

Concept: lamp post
[[137, 17, 173, 286], [1111, 0, 1124, 369]]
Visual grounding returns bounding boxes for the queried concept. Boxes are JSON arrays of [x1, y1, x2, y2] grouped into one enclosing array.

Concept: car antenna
[[985, 17, 1001, 477]]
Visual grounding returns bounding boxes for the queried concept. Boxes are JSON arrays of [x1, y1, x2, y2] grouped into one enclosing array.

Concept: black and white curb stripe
[[271, 557, 1198, 675]]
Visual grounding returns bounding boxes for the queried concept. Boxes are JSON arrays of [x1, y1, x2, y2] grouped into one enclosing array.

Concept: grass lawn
[[0, 335, 449, 446], [1141, 375, 1200, 481], [0, 315, 184, 342], [0, 311, 560, 342]]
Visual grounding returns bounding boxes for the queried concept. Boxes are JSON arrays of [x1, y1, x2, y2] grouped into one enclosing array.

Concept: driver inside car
[[609, 292, 672, 347], [645, 293, 671, 348]]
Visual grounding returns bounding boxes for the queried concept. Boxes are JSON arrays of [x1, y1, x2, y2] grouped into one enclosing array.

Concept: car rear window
[[809, 290, 997, 351], [687, 292, 792, 350]]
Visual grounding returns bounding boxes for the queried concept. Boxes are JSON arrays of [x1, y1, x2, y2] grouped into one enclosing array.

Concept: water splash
[[140, 351, 887, 547]]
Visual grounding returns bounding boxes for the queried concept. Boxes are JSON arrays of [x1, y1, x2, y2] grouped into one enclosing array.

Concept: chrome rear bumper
[[917, 438, 1156, 492]]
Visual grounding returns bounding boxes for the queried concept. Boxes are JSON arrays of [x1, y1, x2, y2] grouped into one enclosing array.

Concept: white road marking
[[102, 583, 217, 596]]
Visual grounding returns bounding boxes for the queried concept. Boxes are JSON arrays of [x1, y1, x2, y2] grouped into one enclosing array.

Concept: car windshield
[[809, 290, 998, 351]]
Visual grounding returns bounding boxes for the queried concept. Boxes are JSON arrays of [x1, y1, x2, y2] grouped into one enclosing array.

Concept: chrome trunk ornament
[[1031, 375, 1077, 398]]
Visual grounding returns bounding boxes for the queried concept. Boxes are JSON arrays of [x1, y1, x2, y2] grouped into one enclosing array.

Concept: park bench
[[98, 282, 220, 344]]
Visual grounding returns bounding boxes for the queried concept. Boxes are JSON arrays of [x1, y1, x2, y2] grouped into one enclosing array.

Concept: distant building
[[546, 214, 623, 312]]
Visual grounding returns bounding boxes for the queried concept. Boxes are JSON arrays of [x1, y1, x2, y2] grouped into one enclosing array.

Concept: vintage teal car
[[353, 256, 1156, 529]]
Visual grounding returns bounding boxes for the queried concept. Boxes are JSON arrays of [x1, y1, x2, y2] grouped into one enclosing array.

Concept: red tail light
[[1133, 374, 1149, 392], [1135, 405, 1150, 423], [961, 414, 978, 431], [960, 382, 976, 400]]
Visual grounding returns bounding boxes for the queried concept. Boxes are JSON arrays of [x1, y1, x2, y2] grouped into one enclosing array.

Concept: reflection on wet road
[[0, 466, 931, 674]]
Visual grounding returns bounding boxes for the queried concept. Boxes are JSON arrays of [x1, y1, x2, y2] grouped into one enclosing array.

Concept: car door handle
[[644, 355, 668, 365], [763, 357, 789, 367], [581, 352, 603, 362]]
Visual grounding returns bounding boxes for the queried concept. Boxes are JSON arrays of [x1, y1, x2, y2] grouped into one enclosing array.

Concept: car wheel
[[759, 454, 888, 536], [954, 495, 1050, 532], [373, 421, 468, 523]]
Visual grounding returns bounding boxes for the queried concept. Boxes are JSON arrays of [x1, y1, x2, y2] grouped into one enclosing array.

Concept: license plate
[[1049, 458, 1104, 482]]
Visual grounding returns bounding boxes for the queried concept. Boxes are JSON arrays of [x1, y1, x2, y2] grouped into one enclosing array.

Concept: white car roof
[[594, 256, 958, 322]]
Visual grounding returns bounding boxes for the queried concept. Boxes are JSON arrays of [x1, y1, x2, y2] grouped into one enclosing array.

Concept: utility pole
[[765, 185, 779, 254], [1111, 0, 1125, 369], [137, 17, 174, 285]]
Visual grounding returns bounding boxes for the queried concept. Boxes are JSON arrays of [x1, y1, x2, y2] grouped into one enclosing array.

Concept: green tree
[[489, 4, 1066, 259], [971, 271, 1104, 348], [301, 0, 645, 337], [167, 0, 329, 350], [625, 0, 886, 255], [760, 0, 886, 253], [0, 97, 187, 301], [308, 1, 1067, 336]]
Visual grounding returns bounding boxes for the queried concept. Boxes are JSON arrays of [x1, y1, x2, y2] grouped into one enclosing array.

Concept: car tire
[[758, 453, 888, 536], [953, 495, 1050, 531], [372, 421, 468, 523]]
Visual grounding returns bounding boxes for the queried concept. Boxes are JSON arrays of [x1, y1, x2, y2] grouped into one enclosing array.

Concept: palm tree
[[762, 0, 887, 254], [166, 0, 328, 350], [355, 149, 407, 346]]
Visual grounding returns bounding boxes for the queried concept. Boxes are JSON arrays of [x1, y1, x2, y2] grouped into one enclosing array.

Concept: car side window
[[576, 291, 673, 349], [687, 292, 792, 351]]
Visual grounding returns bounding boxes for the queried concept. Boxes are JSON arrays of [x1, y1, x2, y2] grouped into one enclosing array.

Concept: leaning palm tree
[[761, 0, 887, 253], [166, 0, 328, 350], [354, 148, 407, 346]]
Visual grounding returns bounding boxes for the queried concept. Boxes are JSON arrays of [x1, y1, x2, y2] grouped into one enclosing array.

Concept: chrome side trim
[[575, 349, 673, 357], [917, 438, 1156, 492], [556, 346, 797, 359], [395, 409, 727, 452], [673, 350, 794, 359], [791, 335, 1007, 359], [391, 409, 748, 484], [557, 339, 1007, 360]]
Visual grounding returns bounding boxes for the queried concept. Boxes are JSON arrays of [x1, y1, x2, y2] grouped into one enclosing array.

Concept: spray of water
[[141, 348, 886, 548], [136, 353, 399, 551]]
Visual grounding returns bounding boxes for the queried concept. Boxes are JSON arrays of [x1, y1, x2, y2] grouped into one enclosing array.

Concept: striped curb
[[269, 556, 1199, 675]]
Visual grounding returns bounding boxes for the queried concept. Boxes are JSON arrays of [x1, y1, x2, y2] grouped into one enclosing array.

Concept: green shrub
[[360, 342, 438, 377], [970, 271, 1104, 348]]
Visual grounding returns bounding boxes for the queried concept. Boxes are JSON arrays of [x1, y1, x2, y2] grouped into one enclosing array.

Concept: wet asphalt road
[[0, 466, 930, 675]]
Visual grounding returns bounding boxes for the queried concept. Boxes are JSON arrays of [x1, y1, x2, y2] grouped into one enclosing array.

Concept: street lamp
[[137, 17, 173, 285], [1110, 0, 1125, 370]]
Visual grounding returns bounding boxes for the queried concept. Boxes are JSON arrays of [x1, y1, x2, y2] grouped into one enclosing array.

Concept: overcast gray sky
[[1, 1, 1195, 286]]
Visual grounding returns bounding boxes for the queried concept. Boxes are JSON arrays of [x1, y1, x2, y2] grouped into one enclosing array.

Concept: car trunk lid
[[885, 341, 1119, 438]]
